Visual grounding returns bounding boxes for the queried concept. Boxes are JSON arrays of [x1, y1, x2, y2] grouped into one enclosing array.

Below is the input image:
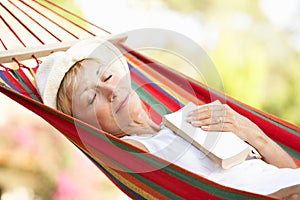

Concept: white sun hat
[[35, 34, 128, 109]]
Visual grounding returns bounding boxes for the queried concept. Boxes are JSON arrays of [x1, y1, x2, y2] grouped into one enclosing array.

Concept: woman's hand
[[186, 102, 297, 169], [186, 103, 261, 142]]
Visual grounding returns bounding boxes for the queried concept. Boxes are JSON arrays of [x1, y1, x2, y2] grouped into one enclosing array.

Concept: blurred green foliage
[[35, 0, 300, 126], [161, 0, 300, 125]]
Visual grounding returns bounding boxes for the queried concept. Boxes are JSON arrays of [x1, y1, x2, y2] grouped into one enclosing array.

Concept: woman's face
[[71, 59, 143, 135]]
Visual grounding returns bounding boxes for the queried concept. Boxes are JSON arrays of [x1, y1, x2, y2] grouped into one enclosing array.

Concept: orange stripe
[[83, 144, 170, 200]]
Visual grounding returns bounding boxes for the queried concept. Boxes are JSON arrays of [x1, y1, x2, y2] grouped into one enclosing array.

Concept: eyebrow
[[96, 66, 100, 75]]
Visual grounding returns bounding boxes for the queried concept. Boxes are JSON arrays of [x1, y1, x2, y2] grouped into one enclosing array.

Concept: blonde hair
[[56, 59, 86, 116]]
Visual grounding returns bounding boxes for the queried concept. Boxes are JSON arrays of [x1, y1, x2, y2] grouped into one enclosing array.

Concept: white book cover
[[163, 101, 252, 169]]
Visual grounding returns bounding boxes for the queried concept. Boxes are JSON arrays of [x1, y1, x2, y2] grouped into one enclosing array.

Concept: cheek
[[93, 92, 144, 133], [94, 104, 129, 134], [128, 93, 144, 118], [94, 106, 116, 131]]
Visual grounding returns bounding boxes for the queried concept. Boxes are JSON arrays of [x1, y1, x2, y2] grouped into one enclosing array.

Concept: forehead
[[79, 58, 128, 76], [72, 58, 130, 93]]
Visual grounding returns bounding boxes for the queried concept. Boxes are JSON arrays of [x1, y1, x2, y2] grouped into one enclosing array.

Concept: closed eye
[[104, 75, 112, 82], [90, 93, 96, 104]]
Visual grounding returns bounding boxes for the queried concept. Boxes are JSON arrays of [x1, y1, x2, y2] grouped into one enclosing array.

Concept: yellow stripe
[[101, 163, 160, 200], [78, 146, 161, 200]]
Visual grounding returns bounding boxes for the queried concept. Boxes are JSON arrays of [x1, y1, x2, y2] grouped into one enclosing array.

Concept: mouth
[[115, 95, 129, 113]]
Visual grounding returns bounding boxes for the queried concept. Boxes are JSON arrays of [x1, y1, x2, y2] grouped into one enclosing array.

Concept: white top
[[122, 126, 300, 195]]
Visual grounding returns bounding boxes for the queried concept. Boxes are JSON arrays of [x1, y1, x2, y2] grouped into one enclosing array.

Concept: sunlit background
[[0, 0, 299, 199]]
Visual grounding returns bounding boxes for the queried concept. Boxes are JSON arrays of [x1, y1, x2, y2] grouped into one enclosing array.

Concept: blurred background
[[0, 0, 299, 199]]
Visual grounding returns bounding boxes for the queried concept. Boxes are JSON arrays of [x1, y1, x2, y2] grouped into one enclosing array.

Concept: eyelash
[[104, 75, 112, 82], [90, 94, 96, 104]]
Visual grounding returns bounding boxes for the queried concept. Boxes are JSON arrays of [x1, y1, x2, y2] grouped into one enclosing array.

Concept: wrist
[[244, 125, 269, 154]]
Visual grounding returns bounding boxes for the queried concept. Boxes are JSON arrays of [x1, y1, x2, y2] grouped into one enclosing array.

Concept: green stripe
[[69, 118, 184, 198], [31, 60, 292, 198], [100, 152, 184, 200], [166, 68, 300, 157], [227, 96, 300, 136], [71, 140, 178, 199], [151, 61, 299, 136], [0, 82, 9, 88], [163, 66, 300, 138], [190, 77, 300, 136], [69, 115, 226, 198], [104, 130, 262, 199], [10, 70, 40, 101], [131, 81, 172, 115], [163, 166, 262, 199], [17, 86, 263, 199], [281, 144, 300, 160], [7, 64, 277, 199]]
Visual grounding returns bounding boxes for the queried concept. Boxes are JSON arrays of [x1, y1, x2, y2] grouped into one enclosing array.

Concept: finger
[[188, 109, 228, 122], [188, 104, 227, 117], [187, 117, 223, 127], [200, 123, 231, 132], [193, 104, 223, 114], [187, 116, 230, 130]]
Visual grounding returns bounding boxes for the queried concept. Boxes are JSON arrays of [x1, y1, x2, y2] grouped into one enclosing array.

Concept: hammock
[[1, 0, 300, 199]]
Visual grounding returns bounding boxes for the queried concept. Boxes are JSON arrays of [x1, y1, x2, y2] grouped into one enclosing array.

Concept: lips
[[115, 95, 129, 113]]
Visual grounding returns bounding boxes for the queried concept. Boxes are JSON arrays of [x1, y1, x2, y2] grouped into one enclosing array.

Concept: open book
[[162, 101, 261, 169]]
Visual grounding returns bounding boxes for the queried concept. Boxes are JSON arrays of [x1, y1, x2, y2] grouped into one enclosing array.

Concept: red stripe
[[249, 104, 300, 132], [53, 115, 268, 199], [58, 121, 221, 199], [1, 70, 27, 94], [28, 98, 219, 199], [122, 47, 202, 105], [189, 80, 300, 153], [16, 67, 42, 101], [85, 145, 170, 200], [130, 68, 181, 112], [125, 45, 300, 153], [141, 99, 162, 124], [0, 78, 268, 200]]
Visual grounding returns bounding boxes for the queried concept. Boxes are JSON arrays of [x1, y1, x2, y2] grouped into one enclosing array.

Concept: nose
[[96, 84, 117, 102]]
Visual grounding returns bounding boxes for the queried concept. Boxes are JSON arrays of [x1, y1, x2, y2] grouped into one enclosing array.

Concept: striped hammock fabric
[[1, 0, 300, 199]]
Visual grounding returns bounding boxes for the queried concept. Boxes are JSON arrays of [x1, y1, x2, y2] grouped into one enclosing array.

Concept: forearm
[[187, 103, 298, 169], [246, 128, 297, 169], [268, 184, 300, 199]]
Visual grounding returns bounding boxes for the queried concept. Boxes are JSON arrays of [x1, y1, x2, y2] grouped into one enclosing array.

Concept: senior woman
[[35, 36, 300, 199]]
